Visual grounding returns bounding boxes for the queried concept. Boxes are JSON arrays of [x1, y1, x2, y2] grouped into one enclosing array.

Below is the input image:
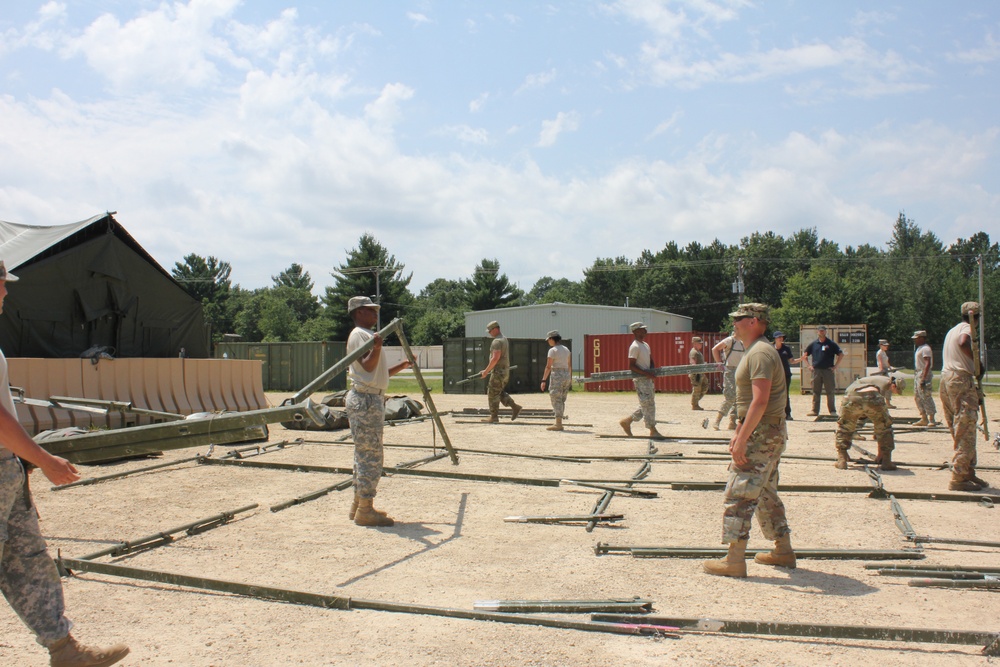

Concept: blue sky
[[1, 1, 998, 295]]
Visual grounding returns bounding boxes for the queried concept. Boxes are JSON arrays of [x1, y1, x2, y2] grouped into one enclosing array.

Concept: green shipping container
[[213, 341, 347, 392], [443, 338, 571, 395]]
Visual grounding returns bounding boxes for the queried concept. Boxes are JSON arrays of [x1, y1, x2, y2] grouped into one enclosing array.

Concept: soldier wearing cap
[[688, 336, 709, 410], [346, 296, 412, 526], [704, 302, 794, 578], [709, 330, 745, 430], [540, 330, 572, 431], [833, 375, 902, 470], [873, 339, 897, 407], [0, 260, 130, 665], [911, 330, 938, 427], [479, 321, 523, 423], [940, 301, 989, 491], [618, 322, 665, 439], [773, 331, 795, 420], [800, 325, 843, 417]]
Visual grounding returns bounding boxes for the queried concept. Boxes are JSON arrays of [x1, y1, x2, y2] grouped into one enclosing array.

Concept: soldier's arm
[[0, 404, 80, 485]]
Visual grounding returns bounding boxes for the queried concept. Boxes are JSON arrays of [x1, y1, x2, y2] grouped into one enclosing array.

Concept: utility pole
[[732, 257, 745, 304], [336, 265, 393, 329]]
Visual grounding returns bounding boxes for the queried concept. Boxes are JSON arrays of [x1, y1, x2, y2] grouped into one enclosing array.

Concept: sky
[[1, 1, 998, 297]]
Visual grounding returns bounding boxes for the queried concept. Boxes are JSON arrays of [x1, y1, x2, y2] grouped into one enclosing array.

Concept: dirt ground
[[2, 387, 999, 666]]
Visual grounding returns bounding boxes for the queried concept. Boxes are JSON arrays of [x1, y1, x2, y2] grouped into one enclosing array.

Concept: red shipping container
[[583, 331, 728, 393]]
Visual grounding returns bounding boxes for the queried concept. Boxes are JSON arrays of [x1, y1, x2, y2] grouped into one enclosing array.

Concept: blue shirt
[[804, 338, 842, 369]]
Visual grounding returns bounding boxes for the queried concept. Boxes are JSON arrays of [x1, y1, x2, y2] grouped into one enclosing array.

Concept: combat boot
[[753, 534, 796, 569], [48, 634, 129, 667], [969, 474, 990, 489], [510, 403, 522, 421], [876, 446, 897, 471], [619, 417, 633, 436], [948, 474, 982, 492], [703, 539, 748, 578], [927, 419, 940, 428], [834, 450, 850, 470], [354, 498, 394, 527], [913, 416, 929, 427], [726, 416, 737, 431], [547, 416, 564, 431], [348, 492, 359, 520], [483, 412, 499, 424], [711, 417, 721, 431]]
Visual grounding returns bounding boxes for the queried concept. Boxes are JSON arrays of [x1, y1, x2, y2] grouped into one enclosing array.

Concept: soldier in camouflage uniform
[[911, 330, 938, 427], [833, 375, 901, 470], [619, 322, 664, 439], [480, 321, 523, 423], [939, 302, 989, 491], [704, 302, 794, 578], [0, 261, 130, 666], [688, 336, 709, 410], [709, 333, 744, 430], [346, 296, 413, 526], [540, 330, 572, 431]]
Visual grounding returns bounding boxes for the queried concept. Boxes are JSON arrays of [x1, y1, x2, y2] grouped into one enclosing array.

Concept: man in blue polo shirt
[[800, 325, 843, 417]]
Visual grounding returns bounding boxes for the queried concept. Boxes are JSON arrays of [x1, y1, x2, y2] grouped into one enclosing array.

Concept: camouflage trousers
[[914, 378, 937, 420], [0, 455, 72, 646], [721, 421, 790, 543], [346, 390, 385, 499], [547, 369, 571, 419], [939, 371, 979, 478], [486, 369, 516, 415], [715, 368, 736, 422], [689, 374, 708, 408], [835, 392, 894, 454], [629, 377, 656, 429]]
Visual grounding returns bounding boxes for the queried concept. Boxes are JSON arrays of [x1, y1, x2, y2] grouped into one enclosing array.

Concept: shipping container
[[583, 331, 729, 393], [214, 341, 347, 392], [443, 337, 572, 394], [799, 324, 867, 394]]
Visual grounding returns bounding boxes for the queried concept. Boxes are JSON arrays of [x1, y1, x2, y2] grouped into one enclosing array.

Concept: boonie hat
[[629, 322, 646, 332], [546, 330, 559, 339], [911, 330, 927, 339], [0, 260, 19, 282], [729, 302, 770, 323], [961, 301, 980, 315], [691, 336, 702, 344], [347, 296, 380, 313], [486, 320, 500, 332]]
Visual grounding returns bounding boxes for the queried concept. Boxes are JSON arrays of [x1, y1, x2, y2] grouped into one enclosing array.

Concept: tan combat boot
[[619, 417, 633, 436], [834, 450, 850, 469], [969, 474, 990, 489], [48, 634, 129, 667], [913, 416, 929, 427], [948, 474, 982, 492], [754, 534, 796, 569], [703, 540, 748, 578], [354, 498, 394, 527], [348, 492, 359, 520], [726, 416, 737, 431], [510, 403, 523, 421], [876, 446, 897, 471], [483, 412, 499, 423], [546, 416, 564, 431]]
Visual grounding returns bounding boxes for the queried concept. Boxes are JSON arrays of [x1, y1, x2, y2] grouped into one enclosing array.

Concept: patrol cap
[[347, 296, 380, 314], [772, 331, 785, 338], [629, 322, 646, 332], [878, 339, 889, 346], [911, 330, 927, 339], [729, 302, 770, 323], [890, 372, 906, 393], [486, 320, 500, 332], [691, 336, 703, 344], [0, 260, 19, 282], [961, 301, 980, 316], [546, 330, 559, 339]]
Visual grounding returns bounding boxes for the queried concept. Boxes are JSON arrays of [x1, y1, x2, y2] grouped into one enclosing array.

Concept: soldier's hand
[[729, 436, 749, 468], [372, 334, 383, 349], [39, 456, 81, 486]]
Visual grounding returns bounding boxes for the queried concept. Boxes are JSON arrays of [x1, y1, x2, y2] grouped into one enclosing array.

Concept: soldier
[[0, 260, 130, 666], [939, 302, 989, 491], [540, 330, 572, 431], [709, 331, 745, 430], [833, 375, 902, 470], [479, 320, 523, 423], [912, 330, 938, 427], [703, 303, 794, 578], [688, 336, 709, 410], [618, 322, 664, 439], [874, 339, 898, 408], [346, 296, 412, 526]]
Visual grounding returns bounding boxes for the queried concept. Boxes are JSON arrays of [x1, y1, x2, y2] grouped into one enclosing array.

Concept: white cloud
[[537, 111, 580, 147], [469, 92, 489, 112], [516, 68, 557, 94], [647, 110, 683, 139], [407, 12, 431, 26], [438, 125, 491, 145], [948, 32, 1000, 64]]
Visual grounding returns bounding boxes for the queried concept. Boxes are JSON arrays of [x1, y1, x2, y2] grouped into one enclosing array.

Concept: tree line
[[173, 214, 999, 350]]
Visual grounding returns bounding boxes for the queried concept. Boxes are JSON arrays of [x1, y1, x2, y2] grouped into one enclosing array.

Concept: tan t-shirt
[[941, 322, 974, 376], [490, 335, 510, 371], [689, 347, 705, 365], [846, 375, 892, 401], [735, 336, 786, 420]]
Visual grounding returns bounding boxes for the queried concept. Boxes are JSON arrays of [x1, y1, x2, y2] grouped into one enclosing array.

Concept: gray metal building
[[465, 303, 692, 370]]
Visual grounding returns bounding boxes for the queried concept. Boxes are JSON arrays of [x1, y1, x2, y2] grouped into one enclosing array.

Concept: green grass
[[388, 376, 444, 394]]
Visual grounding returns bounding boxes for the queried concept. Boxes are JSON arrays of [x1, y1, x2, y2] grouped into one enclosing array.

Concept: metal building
[[465, 303, 692, 371]]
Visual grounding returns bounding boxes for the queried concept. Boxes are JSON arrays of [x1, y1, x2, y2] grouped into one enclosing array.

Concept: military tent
[[0, 212, 208, 358]]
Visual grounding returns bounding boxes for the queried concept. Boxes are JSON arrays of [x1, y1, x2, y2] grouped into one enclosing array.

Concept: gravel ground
[[2, 388, 999, 666]]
